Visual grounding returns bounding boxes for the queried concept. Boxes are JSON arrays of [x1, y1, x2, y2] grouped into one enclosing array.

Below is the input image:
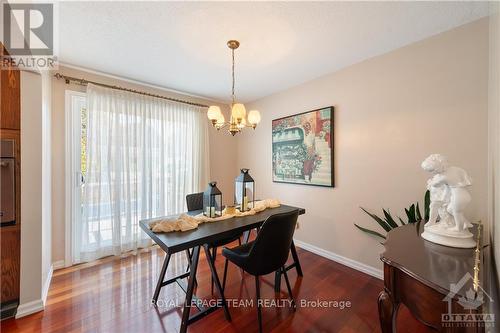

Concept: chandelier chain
[[231, 48, 235, 104]]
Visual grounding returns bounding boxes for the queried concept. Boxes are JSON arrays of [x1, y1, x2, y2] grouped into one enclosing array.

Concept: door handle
[[76, 172, 85, 186]]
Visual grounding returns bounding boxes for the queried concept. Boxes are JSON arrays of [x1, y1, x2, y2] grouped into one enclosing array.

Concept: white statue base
[[421, 224, 476, 248]]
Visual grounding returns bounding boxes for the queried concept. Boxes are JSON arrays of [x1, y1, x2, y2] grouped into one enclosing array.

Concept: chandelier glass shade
[[207, 40, 261, 136]]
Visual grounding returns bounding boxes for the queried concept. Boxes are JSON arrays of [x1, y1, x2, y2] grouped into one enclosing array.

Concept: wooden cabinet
[[0, 46, 20, 130], [1, 226, 20, 302], [378, 223, 486, 332], [0, 43, 21, 319]]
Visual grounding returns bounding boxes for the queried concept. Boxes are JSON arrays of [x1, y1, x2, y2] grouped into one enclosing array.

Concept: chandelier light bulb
[[248, 110, 261, 125], [207, 106, 222, 120], [231, 103, 246, 121], [216, 112, 225, 127]]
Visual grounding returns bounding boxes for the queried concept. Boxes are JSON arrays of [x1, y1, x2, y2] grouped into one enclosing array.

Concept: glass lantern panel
[[214, 195, 222, 216], [205, 194, 222, 218], [243, 182, 254, 210], [235, 181, 243, 207], [206, 195, 213, 217]]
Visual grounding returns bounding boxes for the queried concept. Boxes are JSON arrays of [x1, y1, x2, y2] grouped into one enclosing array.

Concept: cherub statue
[[421, 154, 472, 232], [423, 159, 451, 227]]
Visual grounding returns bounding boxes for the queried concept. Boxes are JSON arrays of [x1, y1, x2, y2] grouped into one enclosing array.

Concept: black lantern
[[234, 168, 255, 212], [203, 182, 222, 218]]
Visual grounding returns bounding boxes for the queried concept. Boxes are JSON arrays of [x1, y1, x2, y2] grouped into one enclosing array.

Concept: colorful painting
[[272, 107, 334, 187]]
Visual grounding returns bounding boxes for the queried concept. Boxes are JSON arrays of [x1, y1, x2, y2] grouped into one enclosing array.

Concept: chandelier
[[207, 40, 261, 136]]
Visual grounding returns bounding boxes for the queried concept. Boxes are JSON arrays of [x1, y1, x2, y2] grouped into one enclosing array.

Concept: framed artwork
[[272, 106, 334, 187]]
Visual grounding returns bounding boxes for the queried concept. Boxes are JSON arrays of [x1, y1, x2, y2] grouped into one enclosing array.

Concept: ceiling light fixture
[[207, 40, 261, 136]]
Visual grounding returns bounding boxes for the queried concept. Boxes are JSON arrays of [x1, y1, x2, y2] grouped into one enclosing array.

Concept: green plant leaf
[[416, 202, 422, 221], [424, 190, 430, 221], [360, 207, 393, 232], [383, 209, 399, 229], [354, 224, 387, 240], [406, 204, 417, 223], [398, 217, 406, 225], [356, 190, 433, 243]]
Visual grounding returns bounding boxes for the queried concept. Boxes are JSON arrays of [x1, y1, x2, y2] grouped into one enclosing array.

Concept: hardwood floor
[[1, 242, 433, 332]]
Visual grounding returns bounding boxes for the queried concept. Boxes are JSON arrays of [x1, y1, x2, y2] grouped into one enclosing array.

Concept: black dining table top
[[140, 204, 306, 254]]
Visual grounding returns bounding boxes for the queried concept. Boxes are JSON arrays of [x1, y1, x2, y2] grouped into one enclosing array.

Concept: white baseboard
[[293, 239, 383, 280], [52, 260, 66, 270], [15, 299, 44, 319], [16, 264, 54, 318]]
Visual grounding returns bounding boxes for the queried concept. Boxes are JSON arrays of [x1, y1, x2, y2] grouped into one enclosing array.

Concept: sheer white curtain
[[73, 83, 210, 263]]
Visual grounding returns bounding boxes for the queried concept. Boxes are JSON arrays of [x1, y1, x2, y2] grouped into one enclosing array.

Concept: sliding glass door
[[66, 86, 210, 264]]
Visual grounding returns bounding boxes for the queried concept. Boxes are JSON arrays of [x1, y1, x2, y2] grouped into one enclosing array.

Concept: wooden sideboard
[[378, 222, 489, 333], [0, 43, 21, 319], [0, 57, 20, 130]]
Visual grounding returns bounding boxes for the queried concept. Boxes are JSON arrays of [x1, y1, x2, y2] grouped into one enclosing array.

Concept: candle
[[243, 196, 248, 211], [206, 206, 215, 217]]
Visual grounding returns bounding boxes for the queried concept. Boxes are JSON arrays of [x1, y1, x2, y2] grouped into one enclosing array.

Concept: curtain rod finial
[[54, 73, 70, 84]]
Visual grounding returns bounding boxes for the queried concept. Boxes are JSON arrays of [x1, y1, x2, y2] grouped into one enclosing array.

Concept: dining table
[[139, 204, 306, 333]]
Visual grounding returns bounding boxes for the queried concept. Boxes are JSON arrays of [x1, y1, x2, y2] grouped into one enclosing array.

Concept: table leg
[[153, 253, 171, 305], [184, 249, 198, 287], [204, 244, 232, 322], [180, 246, 200, 333], [211, 247, 218, 294], [274, 269, 282, 293], [378, 290, 400, 333], [185, 249, 192, 272]]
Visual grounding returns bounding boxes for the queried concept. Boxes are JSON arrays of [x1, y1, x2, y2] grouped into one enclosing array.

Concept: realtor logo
[[442, 272, 495, 329], [3, 3, 53, 55]]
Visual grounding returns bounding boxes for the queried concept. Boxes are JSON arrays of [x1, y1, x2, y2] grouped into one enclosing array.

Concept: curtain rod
[[53, 73, 209, 108]]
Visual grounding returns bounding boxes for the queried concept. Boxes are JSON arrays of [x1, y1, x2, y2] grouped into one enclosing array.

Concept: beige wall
[[18, 70, 52, 317], [51, 65, 237, 264], [19, 71, 43, 308], [41, 71, 52, 302], [237, 18, 489, 272]]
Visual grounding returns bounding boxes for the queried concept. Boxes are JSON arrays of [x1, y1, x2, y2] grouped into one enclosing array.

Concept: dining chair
[[186, 192, 204, 211], [186, 192, 242, 294], [222, 210, 299, 333]]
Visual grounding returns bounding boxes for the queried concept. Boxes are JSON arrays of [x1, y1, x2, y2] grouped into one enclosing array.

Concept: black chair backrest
[[186, 192, 203, 211], [246, 210, 299, 276]]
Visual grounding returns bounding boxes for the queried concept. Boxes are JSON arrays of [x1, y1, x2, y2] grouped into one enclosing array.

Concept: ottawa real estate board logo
[[2, 2, 57, 70], [442, 272, 495, 330]]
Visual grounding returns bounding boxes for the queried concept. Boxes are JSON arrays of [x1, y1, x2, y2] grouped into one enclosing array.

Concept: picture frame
[[272, 106, 334, 187]]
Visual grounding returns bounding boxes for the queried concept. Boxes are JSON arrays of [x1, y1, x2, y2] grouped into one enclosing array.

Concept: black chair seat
[[222, 240, 254, 267]]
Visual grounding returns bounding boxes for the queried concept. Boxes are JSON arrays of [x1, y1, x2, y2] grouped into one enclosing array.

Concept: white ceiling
[[58, 1, 489, 103]]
